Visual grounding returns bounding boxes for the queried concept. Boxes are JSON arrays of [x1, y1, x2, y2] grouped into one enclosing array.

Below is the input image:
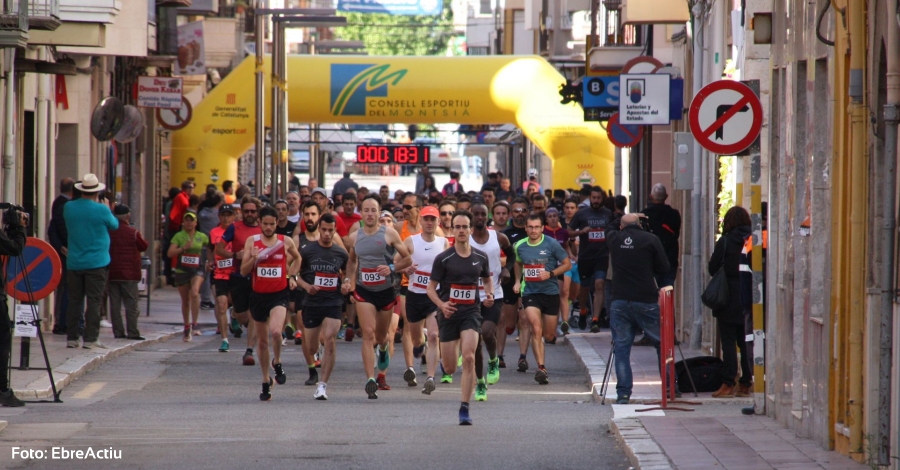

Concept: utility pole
[[254, 0, 267, 196]]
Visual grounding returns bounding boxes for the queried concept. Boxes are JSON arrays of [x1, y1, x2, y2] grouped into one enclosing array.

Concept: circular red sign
[[5, 237, 63, 301], [606, 113, 644, 148], [688, 80, 763, 155]]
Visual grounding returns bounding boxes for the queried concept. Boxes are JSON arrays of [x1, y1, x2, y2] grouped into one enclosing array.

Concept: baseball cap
[[218, 204, 235, 214], [113, 204, 130, 215], [183, 211, 198, 220], [527, 168, 538, 177], [311, 188, 328, 197], [420, 206, 439, 218]]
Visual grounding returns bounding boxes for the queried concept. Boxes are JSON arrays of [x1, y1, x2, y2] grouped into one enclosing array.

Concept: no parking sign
[[5, 237, 62, 301]]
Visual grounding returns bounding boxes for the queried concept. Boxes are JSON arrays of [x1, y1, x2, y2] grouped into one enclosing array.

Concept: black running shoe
[[403, 367, 417, 387], [273, 361, 286, 385], [578, 313, 588, 330], [365, 378, 378, 399], [498, 356, 506, 368], [304, 369, 318, 386], [560, 322, 570, 335], [517, 357, 528, 373], [590, 319, 601, 333], [535, 367, 549, 385], [260, 378, 273, 401]]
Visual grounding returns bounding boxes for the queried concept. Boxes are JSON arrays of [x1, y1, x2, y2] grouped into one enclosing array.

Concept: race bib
[[216, 258, 233, 269], [588, 229, 606, 242], [477, 272, 494, 290], [180, 255, 200, 268], [360, 268, 385, 286], [449, 284, 476, 304], [314, 272, 339, 291], [524, 264, 544, 282], [257, 266, 282, 278], [411, 270, 431, 289]]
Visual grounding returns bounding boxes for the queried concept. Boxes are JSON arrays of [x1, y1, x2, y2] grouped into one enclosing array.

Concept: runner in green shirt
[[167, 211, 210, 341]]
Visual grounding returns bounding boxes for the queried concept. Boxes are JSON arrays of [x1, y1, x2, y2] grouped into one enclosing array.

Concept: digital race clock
[[356, 144, 430, 165]]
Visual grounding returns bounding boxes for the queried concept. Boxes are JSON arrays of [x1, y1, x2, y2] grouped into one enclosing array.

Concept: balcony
[[3, 0, 61, 30], [57, 0, 119, 24], [0, 0, 29, 48]]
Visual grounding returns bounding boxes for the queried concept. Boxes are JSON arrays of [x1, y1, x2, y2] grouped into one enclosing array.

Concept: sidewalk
[[8, 287, 209, 401], [565, 330, 869, 470]]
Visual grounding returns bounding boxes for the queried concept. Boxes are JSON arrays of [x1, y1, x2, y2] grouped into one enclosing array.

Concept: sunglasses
[[403, 204, 421, 211], [440, 211, 453, 216], [513, 208, 528, 213]]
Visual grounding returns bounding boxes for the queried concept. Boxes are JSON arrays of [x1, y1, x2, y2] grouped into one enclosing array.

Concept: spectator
[[107, 204, 149, 340], [235, 184, 250, 201], [288, 172, 301, 193], [169, 180, 194, 235], [415, 166, 431, 195], [64, 174, 119, 349], [641, 184, 680, 288], [442, 171, 464, 196], [520, 168, 543, 195], [48, 177, 74, 334], [332, 171, 358, 197], [708, 206, 753, 398], [0, 207, 26, 406], [606, 213, 670, 404]]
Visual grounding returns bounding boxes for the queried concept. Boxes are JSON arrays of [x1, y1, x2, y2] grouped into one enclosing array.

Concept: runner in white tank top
[[468, 202, 514, 400], [401, 205, 448, 394]]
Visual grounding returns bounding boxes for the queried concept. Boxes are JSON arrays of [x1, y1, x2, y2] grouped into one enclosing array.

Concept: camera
[[0, 202, 26, 228]]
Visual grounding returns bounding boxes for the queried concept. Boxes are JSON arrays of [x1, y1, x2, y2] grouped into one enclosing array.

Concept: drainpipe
[[3, 48, 16, 204], [846, 0, 866, 457], [36, 47, 50, 238], [878, 0, 899, 465], [689, 1, 705, 349]]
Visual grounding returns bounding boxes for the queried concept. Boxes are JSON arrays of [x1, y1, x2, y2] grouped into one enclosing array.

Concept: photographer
[[0, 207, 28, 407]]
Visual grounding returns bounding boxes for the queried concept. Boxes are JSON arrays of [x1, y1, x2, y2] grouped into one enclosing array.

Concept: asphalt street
[[0, 332, 629, 469]]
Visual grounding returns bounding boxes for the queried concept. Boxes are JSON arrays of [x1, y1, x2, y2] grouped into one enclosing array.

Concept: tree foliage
[[337, 0, 458, 56]]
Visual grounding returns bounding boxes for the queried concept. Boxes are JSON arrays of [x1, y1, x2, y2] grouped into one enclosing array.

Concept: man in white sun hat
[[64, 173, 118, 349]]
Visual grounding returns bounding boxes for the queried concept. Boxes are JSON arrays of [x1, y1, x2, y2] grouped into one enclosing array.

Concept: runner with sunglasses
[[498, 198, 529, 370]]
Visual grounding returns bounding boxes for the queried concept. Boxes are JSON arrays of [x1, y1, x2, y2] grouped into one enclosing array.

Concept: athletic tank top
[[210, 226, 234, 280], [400, 220, 421, 287], [251, 234, 287, 293], [355, 224, 392, 292], [470, 229, 503, 300], [408, 233, 446, 294], [230, 220, 262, 271]]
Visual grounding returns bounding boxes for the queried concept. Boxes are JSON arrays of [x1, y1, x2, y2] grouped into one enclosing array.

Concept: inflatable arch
[[170, 55, 614, 192]]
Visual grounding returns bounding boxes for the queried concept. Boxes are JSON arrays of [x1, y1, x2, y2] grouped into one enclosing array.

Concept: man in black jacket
[[641, 184, 681, 288], [0, 209, 29, 406], [47, 177, 74, 334], [606, 213, 670, 404]]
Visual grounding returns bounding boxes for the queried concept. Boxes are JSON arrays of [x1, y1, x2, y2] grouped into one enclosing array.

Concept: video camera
[[0, 202, 27, 228]]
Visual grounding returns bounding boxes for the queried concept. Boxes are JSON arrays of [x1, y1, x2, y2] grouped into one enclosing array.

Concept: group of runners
[[166, 182, 615, 425]]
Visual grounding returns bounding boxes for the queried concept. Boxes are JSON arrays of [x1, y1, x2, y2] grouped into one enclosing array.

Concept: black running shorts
[[302, 305, 342, 329], [437, 311, 481, 342], [522, 293, 561, 317], [249, 289, 290, 323], [352, 286, 398, 312], [213, 279, 230, 298], [480, 301, 501, 324], [229, 275, 253, 313], [405, 292, 437, 323]]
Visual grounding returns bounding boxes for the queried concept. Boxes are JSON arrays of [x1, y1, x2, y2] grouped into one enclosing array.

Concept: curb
[[13, 329, 181, 401], [610, 417, 674, 470]]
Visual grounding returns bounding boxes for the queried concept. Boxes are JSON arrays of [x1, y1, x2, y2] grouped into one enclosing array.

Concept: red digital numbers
[[356, 145, 430, 165]]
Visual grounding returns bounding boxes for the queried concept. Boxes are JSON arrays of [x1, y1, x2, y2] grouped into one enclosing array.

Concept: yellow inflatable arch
[[170, 55, 613, 192]]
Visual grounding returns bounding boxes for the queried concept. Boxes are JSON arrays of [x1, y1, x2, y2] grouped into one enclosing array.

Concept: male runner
[[567, 186, 614, 332], [401, 205, 447, 394], [296, 213, 350, 400], [285, 191, 301, 223], [274, 199, 297, 236], [216, 196, 263, 365], [439, 200, 457, 245], [208, 204, 236, 352], [347, 195, 412, 398], [491, 202, 510, 230], [469, 202, 514, 401], [498, 198, 529, 370], [513, 214, 571, 384], [427, 210, 493, 425], [239, 206, 301, 401], [397, 192, 425, 386]]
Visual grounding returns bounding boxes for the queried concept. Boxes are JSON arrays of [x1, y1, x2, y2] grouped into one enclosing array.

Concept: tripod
[[4, 250, 63, 403]]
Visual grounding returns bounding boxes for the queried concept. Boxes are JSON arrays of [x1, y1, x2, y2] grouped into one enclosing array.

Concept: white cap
[[527, 168, 538, 177]]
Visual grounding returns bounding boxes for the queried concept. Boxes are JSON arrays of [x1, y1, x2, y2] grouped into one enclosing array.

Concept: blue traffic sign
[[5, 237, 62, 301], [607, 113, 644, 148], [583, 76, 619, 121]]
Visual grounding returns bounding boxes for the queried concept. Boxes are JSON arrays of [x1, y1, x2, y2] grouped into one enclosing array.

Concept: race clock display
[[356, 144, 430, 165]]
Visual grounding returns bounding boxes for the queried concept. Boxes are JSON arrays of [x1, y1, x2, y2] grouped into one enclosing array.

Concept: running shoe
[[283, 324, 295, 340], [546, 336, 557, 345], [403, 367, 417, 387], [487, 358, 500, 385], [182, 327, 191, 342], [578, 312, 588, 330], [560, 322, 570, 335], [273, 361, 286, 385], [230, 317, 242, 338], [422, 376, 436, 395], [535, 367, 549, 385], [344, 327, 355, 342], [568, 314, 579, 330], [242, 349, 255, 366], [219, 340, 229, 352], [200, 301, 215, 310], [457, 355, 463, 368], [517, 357, 529, 373], [192, 323, 201, 336], [474, 382, 488, 402], [590, 319, 601, 333], [377, 344, 391, 371], [440, 363, 453, 383], [305, 368, 318, 386], [365, 378, 378, 399], [615, 395, 630, 405], [459, 406, 472, 425], [376, 374, 391, 391], [260, 378, 273, 401], [100, 319, 113, 328], [294, 330, 302, 345], [314, 382, 328, 400], [498, 356, 506, 368], [412, 343, 425, 359], [336, 327, 345, 340]]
